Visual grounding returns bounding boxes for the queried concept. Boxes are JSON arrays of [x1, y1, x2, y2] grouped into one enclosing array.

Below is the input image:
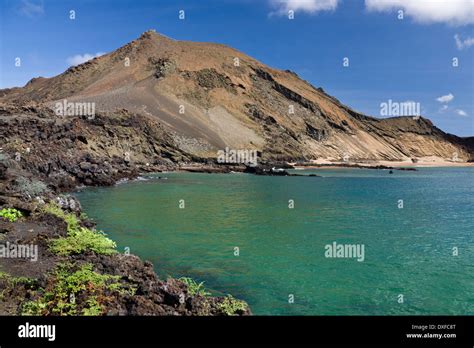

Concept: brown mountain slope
[[1, 30, 472, 163]]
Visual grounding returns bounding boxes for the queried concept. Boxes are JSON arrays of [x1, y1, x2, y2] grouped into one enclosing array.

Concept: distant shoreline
[[291, 159, 474, 170], [176, 160, 474, 176]]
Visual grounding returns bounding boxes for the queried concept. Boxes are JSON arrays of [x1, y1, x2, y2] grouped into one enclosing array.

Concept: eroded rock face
[[187, 68, 235, 91], [0, 162, 7, 180], [0, 105, 187, 191], [148, 57, 177, 78]]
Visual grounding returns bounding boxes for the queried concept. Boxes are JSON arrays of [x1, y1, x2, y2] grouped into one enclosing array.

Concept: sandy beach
[[291, 156, 474, 169]]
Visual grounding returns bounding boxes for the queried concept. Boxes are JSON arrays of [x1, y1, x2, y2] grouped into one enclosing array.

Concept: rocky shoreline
[[0, 106, 252, 315], [0, 162, 251, 316]]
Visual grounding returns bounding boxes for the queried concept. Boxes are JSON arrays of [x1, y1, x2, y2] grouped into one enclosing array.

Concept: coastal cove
[[75, 167, 474, 315]]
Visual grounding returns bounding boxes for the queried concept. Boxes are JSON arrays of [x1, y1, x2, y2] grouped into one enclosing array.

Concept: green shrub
[[82, 297, 102, 316], [44, 204, 116, 255], [218, 295, 248, 316], [0, 208, 23, 222], [21, 263, 129, 316], [43, 204, 80, 232], [49, 228, 117, 255], [179, 277, 211, 296], [0, 274, 35, 286]]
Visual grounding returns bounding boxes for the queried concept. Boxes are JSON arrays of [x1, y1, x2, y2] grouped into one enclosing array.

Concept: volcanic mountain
[[1, 29, 473, 164]]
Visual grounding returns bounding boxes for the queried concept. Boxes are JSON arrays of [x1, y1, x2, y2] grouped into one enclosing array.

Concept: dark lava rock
[[244, 165, 289, 176]]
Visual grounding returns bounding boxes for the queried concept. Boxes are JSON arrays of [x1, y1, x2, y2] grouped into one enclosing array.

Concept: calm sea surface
[[75, 167, 474, 315]]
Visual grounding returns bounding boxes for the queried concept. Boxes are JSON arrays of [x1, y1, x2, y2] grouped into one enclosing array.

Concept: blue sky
[[0, 0, 473, 136]]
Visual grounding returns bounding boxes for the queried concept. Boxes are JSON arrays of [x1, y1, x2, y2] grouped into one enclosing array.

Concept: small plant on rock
[[21, 263, 131, 316], [49, 228, 117, 255], [43, 203, 116, 256], [0, 208, 23, 222], [179, 277, 211, 296], [218, 295, 248, 316]]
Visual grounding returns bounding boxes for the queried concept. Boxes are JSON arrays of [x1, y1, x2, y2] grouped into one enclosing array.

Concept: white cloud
[[66, 52, 105, 66], [454, 34, 474, 50], [19, 0, 44, 18], [436, 93, 454, 103], [270, 0, 339, 15], [438, 105, 449, 114], [365, 0, 474, 26], [455, 109, 468, 117]]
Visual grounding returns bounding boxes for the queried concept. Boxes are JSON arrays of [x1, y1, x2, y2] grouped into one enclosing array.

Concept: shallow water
[[75, 167, 474, 315]]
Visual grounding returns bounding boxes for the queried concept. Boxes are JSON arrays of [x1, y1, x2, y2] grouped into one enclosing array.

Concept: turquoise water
[[75, 168, 474, 315]]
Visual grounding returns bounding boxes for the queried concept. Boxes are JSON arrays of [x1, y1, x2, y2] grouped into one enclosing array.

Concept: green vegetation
[[218, 295, 248, 316], [44, 203, 116, 255], [49, 228, 117, 255], [43, 203, 79, 229], [21, 263, 132, 316], [0, 272, 35, 286], [82, 297, 102, 316], [179, 277, 211, 296], [0, 208, 23, 222], [0, 271, 36, 301]]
